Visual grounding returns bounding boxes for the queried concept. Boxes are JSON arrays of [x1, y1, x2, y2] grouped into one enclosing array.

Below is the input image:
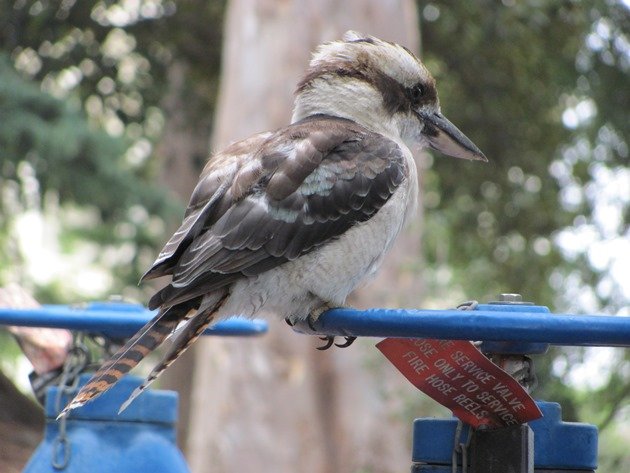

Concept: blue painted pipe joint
[[476, 302, 550, 355], [23, 374, 189, 473], [411, 401, 597, 472]]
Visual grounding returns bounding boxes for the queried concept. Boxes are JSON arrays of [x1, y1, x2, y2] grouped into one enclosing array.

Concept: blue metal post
[[290, 296, 626, 472], [24, 375, 190, 473], [411, 402, 597, 472], [405, 299, 602, 472], [4, 299, 627, 472], [3, 301, 268, 473]]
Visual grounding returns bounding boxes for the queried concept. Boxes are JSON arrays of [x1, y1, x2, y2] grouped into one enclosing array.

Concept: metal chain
[[452, 420, 463, 473], [451, 420, 474, 473], [455, 300, 479, 311], [52, 334, 90, 470], [91, 333, 124, 360], [454, 300, 482, 349], [449, 301, 479, 472]]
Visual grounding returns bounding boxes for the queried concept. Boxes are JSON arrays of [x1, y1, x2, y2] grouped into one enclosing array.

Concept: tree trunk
[[186, 2, 423, 472], [0, 370, 44, 473], [0, 286, 50, 472]]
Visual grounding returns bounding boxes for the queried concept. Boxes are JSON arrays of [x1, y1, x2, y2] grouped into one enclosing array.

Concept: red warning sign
[[376, 338, 542, 429]]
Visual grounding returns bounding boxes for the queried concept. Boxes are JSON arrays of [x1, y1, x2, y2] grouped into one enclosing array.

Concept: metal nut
[[497, 293, 523, 303]]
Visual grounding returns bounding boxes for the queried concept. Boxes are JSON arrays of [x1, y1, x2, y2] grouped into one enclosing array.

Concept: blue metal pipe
[[2, 302, 628, 347], [0, 303, 267, 339], [292, 307, 630, 347]]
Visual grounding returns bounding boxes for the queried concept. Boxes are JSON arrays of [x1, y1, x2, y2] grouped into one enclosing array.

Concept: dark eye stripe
[[296, 60, 437, 113]]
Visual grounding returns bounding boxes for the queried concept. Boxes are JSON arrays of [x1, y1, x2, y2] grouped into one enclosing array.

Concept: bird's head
[[293, 31, 486, 162]]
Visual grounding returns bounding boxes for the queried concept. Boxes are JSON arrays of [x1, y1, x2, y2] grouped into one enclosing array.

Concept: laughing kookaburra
[[61, 31, 486, 417]]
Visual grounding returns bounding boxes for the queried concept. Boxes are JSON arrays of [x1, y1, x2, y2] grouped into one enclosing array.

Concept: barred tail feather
[[118, 291, 228, 414], [58, 304, 193, 419]]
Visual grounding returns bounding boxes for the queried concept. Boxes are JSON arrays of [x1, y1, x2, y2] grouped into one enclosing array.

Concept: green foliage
[[1, 54, 117, 212], [419, 2, 629, 469], [0, 0, 226, 170], [420, 0, 628, 311], [0, 54, 179, 296], [0, 1, 225, 299]]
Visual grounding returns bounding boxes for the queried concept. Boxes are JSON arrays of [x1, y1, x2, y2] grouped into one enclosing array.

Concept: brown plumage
[[60, 31, 486, 417], [59, 303, 187, 416], [60, 115, 406, 417], [146, 116, 405, 303]]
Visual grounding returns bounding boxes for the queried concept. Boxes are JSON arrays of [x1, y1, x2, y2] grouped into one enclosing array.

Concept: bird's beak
[[418, 111, 487, 162]]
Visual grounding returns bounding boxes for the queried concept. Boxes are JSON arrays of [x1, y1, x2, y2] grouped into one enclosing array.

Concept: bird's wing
[[146, 116, 408, 309], [141, 131, 274, 281]]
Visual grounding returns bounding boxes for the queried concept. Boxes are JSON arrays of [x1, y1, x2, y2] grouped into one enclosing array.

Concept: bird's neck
[[292, 82, 401, 142]]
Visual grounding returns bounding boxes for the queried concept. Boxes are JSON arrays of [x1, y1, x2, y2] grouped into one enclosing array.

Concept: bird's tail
[[57, 303, 194, 419], [117, 290, 229, 413]]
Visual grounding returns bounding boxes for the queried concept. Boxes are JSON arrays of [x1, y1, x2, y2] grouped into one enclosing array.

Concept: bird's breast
[[285, 168, 417, 306]]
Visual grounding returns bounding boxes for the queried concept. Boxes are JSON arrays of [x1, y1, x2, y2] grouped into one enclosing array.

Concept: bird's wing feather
[[141, 132, 274, 281], [147, 117, 407, 309]]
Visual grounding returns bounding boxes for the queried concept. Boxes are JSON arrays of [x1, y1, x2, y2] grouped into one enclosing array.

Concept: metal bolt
[[497, 293, 523, 303]]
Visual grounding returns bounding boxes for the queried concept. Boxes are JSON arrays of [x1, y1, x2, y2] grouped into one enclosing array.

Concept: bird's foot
[[307, 304, 356, 350], [306, 303, 333, 329]]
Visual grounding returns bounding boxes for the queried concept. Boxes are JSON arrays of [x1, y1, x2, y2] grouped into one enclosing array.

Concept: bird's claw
[[308, 304, 356, 350], [316, 335, 356, 350], [284, 317, 295, 327], [334, 336, 356, 348], [317, 336, 335, 350]]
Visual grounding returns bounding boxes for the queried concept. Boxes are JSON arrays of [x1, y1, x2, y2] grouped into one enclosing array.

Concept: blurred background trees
[[0, 1, 628, 472]]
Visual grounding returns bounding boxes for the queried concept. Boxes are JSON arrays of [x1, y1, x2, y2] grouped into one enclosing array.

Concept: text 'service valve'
[[377, 338, 542, 429]]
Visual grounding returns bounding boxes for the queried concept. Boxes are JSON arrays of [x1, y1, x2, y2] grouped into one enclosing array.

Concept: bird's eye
[[410, 83, 425, 102]]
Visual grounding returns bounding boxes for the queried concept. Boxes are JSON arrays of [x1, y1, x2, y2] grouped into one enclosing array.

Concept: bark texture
[[0, 286, 47, 473]]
